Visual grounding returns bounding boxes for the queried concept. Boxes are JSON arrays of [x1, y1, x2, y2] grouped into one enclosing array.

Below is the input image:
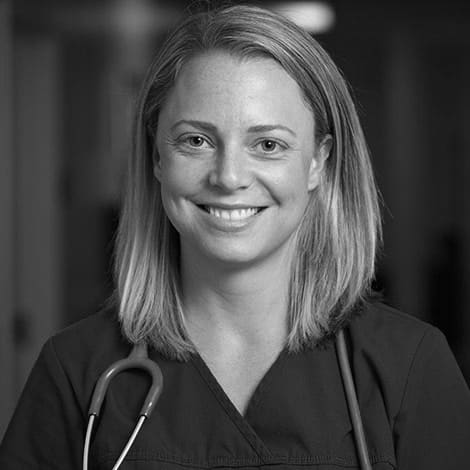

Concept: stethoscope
[[83, 329, 372, 470]]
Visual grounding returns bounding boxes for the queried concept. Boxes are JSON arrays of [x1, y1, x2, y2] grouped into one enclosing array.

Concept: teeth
[[206, 207, 259, 221]]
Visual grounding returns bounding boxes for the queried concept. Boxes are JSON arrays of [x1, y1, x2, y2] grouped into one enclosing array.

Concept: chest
[[202, 352, 279, 416], [91, 346, 398, 469]]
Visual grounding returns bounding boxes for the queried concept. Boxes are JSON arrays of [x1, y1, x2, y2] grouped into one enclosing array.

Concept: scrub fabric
[[1, 302, 470, 469]]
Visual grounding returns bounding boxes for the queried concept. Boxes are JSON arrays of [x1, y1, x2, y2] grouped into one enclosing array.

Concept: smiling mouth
[[198, 205, 266, 221]]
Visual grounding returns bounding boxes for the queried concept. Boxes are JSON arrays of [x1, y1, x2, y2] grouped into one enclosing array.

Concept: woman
[[1, 4, 469, 469]]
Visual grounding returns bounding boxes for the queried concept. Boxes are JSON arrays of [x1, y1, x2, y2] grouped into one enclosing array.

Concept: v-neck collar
[[190, 346, 289, 462]]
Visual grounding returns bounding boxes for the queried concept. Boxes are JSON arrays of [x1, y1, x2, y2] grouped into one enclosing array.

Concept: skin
[[154, 51, 331, 414]]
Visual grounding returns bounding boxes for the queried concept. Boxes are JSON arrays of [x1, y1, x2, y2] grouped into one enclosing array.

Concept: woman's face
[[155, 51, 329, 268]]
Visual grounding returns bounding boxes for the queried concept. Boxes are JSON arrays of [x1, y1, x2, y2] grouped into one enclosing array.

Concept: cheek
[[263, 163, 311, 206], [160, 155, 208, 198]]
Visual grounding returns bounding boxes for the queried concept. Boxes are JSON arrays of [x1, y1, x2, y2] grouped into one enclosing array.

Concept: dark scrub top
[[1, 302, 470, 469]]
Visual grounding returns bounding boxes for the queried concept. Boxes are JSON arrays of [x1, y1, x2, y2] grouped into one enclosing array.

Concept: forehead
[[159, 51, 314, 131]]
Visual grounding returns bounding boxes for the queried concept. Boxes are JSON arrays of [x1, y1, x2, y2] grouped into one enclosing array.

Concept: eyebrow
[[170, 120, 297, 137]]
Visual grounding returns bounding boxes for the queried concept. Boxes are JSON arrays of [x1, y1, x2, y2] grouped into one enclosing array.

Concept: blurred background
[[1, 0, 470, 437]]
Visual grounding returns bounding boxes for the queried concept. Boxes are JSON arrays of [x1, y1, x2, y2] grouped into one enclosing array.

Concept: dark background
[[1, 0, 470, 437]]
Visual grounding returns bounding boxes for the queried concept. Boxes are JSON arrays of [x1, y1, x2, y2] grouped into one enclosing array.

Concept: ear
[[152, 140, 162, 182], [308, 134, 332, 191], [153, 159, 162, 182]]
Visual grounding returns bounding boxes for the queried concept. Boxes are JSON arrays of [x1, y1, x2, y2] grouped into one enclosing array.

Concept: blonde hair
[[113, 4, 382, 360]]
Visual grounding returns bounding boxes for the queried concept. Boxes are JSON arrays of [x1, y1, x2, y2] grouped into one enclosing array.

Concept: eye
[[176, 134, 212, 150], [257, 139, 286, 154], [187, 135, 206, 147]]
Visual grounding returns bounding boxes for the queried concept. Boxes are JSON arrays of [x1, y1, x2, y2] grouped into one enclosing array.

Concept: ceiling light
[[270, 1, 335, 34]]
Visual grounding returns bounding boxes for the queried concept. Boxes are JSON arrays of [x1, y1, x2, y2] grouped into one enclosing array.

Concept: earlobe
[[152, 140, 162, 181], [153, 161, 162, 181], [308, 134, 332, 191]]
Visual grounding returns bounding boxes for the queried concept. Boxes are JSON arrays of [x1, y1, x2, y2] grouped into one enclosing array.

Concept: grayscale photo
[[1, 1, 470, 469]]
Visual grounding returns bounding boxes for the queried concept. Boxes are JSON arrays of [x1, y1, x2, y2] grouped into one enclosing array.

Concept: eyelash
[[179, 135, 288, 154], [256, 139, 286, 153], [184, 135, 210, 148]]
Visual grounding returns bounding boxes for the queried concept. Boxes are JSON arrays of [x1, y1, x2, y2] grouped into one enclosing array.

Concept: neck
[[180, 245, 293, 353]]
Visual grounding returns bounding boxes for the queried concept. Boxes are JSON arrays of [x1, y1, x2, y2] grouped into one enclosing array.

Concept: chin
[[198, 237, 295, 270], [201, 245, 262, 267]]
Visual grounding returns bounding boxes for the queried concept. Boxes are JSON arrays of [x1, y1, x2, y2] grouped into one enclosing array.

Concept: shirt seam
[[95, 449, 397, 468], [48, 337, 87, 427], [190, 356, 273, 462], [393, 326, 434, 430]]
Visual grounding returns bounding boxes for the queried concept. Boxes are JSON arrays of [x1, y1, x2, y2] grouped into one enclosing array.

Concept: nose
[[208, 144, 252, 191]]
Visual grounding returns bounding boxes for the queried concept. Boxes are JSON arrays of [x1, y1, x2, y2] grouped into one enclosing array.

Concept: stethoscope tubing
[[83, 343, 163, 470], [336, 329, 372, 470], [84, 329, 372, 470]]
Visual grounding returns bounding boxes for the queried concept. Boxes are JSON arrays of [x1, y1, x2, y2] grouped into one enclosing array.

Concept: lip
[[195, 202, 267, 210], [194, 202, 266, 232]]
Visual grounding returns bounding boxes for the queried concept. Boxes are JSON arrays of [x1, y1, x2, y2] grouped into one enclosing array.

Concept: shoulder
[[0, 308, 129, 468], [348, 300, 439, 353], [347, 300, 451, 373], [350, 304, 470, 467], [49, 306, 127, 360], [39, 306, 131, 411], [345, 301, 455, 416]]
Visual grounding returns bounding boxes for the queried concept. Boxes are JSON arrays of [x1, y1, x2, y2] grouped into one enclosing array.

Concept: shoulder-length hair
[[113, 4, 382, 360]]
